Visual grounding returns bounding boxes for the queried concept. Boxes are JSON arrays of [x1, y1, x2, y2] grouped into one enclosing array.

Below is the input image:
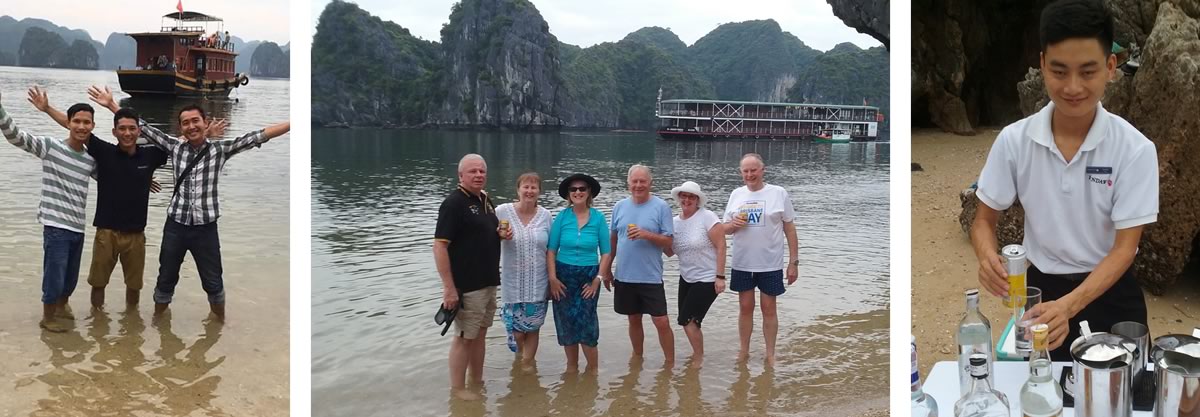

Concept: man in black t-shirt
[[433, 153, 505, 395]]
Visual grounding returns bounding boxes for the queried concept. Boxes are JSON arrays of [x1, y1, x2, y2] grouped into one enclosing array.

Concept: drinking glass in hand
[[1014, 287, 1043, 354]]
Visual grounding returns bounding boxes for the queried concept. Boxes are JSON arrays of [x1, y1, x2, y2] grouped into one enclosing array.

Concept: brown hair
[[516, 172, 541, 191]]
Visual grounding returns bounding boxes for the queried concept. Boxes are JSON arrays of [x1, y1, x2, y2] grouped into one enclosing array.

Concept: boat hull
[[117, 70, 245, 98]]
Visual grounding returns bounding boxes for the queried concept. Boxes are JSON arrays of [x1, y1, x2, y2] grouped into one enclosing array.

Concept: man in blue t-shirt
[[604, 164, 676, 364]]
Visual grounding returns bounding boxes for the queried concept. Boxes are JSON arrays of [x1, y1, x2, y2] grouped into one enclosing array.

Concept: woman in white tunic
[[495, 172, 552, 363]]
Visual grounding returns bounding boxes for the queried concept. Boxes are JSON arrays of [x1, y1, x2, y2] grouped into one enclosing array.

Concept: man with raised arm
[[0, 87, 97, 332], [89, 85, 290, 322]]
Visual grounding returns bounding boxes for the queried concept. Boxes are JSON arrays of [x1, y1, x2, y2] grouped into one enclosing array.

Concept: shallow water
[[311, 130, 890, 416], [0, 66, 290, 416]]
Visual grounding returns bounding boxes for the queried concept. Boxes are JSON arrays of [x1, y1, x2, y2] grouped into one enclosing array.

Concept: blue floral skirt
[[501, 301, 548, 352], [552, 261, 600, 347]]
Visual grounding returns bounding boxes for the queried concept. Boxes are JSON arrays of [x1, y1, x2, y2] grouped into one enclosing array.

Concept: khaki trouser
[[455, 286, 497, 339], [86, 228, 146, 290]]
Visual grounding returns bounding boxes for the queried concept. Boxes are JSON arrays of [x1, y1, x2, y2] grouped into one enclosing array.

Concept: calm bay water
[[311, 129, 890, 416], [0, 66, 290, 416]]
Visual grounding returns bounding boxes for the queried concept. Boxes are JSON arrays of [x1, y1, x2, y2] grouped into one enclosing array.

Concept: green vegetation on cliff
[[787, 43, 889, 128], [18, 27, 98, 69], [562, 39, 714, 128], [312, 0, 442, 126], [688, 20, 820, 101]]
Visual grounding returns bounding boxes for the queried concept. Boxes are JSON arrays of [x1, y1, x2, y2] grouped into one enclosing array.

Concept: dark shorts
[[730, 269, 785, 297], [677, 277, 718, 327], [1028, 264, 1148, 362], [613, 281, 668, 317]]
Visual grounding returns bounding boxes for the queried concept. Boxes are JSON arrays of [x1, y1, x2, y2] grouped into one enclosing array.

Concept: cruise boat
[[116, 11, 249, 98], [655, 90, 882, 141]]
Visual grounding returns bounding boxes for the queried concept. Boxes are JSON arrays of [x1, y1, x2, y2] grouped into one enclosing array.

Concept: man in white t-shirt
[[723, 153, 798, 366], [971, 0, 1158, 360]]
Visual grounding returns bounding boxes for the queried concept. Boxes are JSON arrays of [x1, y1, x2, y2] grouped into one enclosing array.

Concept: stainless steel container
[[1072, 330, 1136, 417], [1112, 321, 1150, 383], [1152, 334, 1200, 417]]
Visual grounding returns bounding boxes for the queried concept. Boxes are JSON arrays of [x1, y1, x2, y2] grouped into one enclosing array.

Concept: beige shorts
[[455, 286, 497, 339], [86, 228, 146, 290]]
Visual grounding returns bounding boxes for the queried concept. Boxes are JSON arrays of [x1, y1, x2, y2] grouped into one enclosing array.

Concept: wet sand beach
[[911, 128, 1200, 376], [0, 67, 291, 416]]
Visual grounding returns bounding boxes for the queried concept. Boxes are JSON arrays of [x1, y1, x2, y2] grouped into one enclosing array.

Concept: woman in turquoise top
[[547, 173, 612, 372]]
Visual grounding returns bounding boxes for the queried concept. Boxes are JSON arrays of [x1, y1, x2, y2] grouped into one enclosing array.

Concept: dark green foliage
[[562, 39, 714, 128], [52, 39, 99, 69], [250, 41, 290, 78], [687, 20, 820, 100], [787, 44, 889, 129], [312, 0, 443, 126], [19, 26, 68, 67]]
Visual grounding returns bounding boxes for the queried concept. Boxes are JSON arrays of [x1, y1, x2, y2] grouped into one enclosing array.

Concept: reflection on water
[[0, 66, 290, 416], [312, 129, 890, 416], [27, 310, 228, 416]]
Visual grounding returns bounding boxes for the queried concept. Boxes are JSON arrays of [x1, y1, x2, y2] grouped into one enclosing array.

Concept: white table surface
[[924, 361, 1153, 417]]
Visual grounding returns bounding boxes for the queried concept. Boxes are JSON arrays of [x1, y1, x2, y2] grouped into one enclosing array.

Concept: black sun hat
[[558, 173, 601, 199]]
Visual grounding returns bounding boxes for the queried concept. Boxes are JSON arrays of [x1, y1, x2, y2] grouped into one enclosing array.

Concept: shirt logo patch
[[469, 204, 480, 215], [1086, 166, 1113, 188]]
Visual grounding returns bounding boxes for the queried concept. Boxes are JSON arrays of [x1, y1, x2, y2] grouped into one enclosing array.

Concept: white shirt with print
[[723, 183, 796, 272]]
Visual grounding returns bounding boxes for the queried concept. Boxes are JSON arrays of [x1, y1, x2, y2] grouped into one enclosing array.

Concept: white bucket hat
[[670, 181, 708, 208]]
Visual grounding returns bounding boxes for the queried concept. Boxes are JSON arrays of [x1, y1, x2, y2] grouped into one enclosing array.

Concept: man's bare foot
[[690, 358, 704, 369], [736, 350, 749, 362], [565, 363, 579, 374], [765, 354, 776, 368], [153, 303, 169, 316], [39, 318, 67, 333]]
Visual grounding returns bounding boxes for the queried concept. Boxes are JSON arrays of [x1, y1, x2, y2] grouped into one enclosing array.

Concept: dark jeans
[[154, 219, 225, 305], [1028, 264, 1148, 362], [42, 226, 84, 304]]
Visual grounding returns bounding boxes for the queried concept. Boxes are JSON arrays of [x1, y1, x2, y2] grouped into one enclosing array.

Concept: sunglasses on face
[[569, 187, 589, 193]]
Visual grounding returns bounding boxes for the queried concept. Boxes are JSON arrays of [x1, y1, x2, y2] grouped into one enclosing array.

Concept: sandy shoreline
[[911, 128, 1200, 377]]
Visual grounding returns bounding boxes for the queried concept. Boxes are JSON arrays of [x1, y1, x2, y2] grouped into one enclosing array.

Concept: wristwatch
[[715, 275, 726, 280]]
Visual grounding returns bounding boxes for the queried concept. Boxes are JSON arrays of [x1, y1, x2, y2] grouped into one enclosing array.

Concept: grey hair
[[627, 164, 651, 179], [458, 153, 486, 173], [740, 153, 764, 167]]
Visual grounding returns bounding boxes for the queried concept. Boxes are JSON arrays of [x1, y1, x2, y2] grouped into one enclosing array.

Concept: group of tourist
[[434, 152, 799, 394], [1, 85, 290, 332]]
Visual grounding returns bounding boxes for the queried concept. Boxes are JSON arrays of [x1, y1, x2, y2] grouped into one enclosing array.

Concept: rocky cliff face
[[912, 0, 1047, 134], [969, 2, 1200, 293], [250, 42, 290, 78], [436, 0, 567, 127], [0, 16, 101, 66], [19, 27, 98, 69], [312, 0, 442, 127], [826, 0, 890, 48], [99, 32, 135, 70]]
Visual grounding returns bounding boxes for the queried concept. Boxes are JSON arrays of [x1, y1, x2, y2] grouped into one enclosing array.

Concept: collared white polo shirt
[[976, 102, 1158, 274]]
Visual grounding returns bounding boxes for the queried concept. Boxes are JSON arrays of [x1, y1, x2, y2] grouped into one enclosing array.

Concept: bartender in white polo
[[969, 0, 1159, 361]]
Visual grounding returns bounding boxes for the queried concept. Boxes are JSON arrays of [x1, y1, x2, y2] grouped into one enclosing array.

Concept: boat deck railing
[[162, 25, 205, 33], [658, 110, 876, 122]]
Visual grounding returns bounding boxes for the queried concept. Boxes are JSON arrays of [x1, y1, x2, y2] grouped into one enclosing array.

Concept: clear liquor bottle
[[912, 335, 939, 417], [958, 289, 994, 394], [955, 353, 1011, 417], [1019, 324, 1063, 417]]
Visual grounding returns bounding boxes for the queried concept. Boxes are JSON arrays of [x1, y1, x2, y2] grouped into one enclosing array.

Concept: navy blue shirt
[[87, 135, 169, 232]]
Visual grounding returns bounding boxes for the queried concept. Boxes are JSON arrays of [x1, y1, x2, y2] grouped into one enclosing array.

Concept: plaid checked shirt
[[139, 120, 269, 225]]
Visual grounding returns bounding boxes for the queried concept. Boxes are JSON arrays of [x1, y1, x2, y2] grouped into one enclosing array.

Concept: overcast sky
[[311, 0, 879, 52], [3, 0, 289, 45]]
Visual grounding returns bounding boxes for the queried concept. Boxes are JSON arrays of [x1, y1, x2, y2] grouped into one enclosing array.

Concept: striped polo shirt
[[0, 105, 95, 233]]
